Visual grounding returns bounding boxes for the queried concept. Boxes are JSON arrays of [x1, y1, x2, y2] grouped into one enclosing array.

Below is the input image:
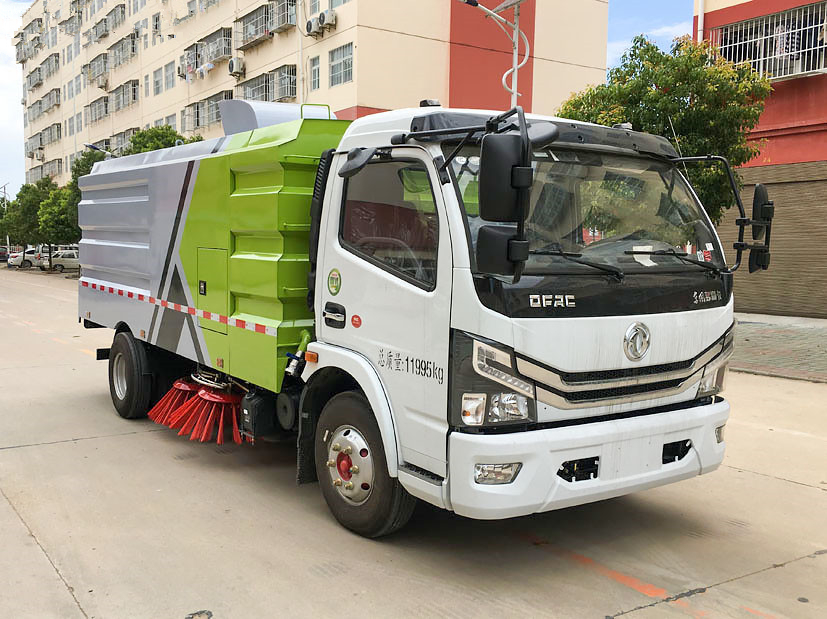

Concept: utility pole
[[457, 0, 530, 108]]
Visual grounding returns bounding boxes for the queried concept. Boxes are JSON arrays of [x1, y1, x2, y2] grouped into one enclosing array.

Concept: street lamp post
[[457, 0, 530, 108]]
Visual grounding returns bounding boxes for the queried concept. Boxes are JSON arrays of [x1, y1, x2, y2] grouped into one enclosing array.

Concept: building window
[[68, 80, 74, 99], [310, 56, 320, 90], [153, 68, 163, 95], [68, 116, 75, 136], [144, 74, 149, 97], [331, 0, 350, 7], [154, 118, 163, 127], [309, 0, 320, 15], [75, 75, 82, 93], [329, 42, 353, 87], [165, 114, 176, 131], [76, 112, 82, 132], [164, 61, 175, 90]]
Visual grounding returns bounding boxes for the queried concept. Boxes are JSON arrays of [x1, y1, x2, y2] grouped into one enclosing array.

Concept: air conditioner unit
[[35, 149, 45, 161], [306, 17, 322, 36], [228, 56, 245, 77], [20, 97, 27, 105], [319, 9, 336, 29], [96, 75, 108, 89]]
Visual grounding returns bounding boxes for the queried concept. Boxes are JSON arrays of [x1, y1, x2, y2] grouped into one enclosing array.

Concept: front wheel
[[20, 260, 31, 269], [315, 392, 416, 537], [54, 264, 64, 273]]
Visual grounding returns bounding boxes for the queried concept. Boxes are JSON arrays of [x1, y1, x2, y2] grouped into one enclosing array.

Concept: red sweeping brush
[[165, 387, 242, 445], [148, 379, 199, 426]]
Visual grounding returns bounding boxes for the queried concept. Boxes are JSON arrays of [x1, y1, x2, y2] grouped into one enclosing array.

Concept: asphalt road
[[0, 266, 825, 619]]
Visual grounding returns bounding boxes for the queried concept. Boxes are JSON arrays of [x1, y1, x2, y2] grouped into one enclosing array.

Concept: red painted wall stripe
[[449, 0, 537, 112]]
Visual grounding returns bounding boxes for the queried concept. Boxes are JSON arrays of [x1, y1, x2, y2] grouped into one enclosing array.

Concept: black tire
[[21, 260, 31, 269], [54, 264, 64, 273], [315, 392, 416, 537], [108, 331, 154, 419]]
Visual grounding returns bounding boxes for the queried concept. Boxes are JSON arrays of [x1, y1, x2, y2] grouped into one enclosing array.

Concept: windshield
[[445, 146, 724, 275]]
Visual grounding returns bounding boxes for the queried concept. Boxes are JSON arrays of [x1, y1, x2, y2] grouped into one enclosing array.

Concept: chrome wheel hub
[[326, 425, 375, 504], [112, 352, 128, 400]]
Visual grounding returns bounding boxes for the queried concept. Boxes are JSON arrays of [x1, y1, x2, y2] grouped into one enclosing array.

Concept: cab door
[[317, 149, 452, 477]]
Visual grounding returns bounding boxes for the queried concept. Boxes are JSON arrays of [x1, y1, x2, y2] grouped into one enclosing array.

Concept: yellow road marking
[[52, 338, 69, 345], [80, 349, 95, 357]]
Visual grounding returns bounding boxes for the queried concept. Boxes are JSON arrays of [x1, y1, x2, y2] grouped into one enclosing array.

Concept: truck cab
[[304, 106, 745, 526]]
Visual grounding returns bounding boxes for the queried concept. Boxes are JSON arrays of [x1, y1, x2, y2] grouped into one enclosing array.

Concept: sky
[[607, 0, 695, 68], [0, 0, 696, 200]]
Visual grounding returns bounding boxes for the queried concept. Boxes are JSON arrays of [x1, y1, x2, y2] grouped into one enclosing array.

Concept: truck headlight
[[489, 393, 530, 423], [697, 336, 734, 398], [450, 332, 536, 429]]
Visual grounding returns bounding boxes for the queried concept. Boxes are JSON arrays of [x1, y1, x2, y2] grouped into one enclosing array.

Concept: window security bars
[[109, 34, 138, 69], [205, 90, 233, 125], [235, 4, 274, 50], [110, 79, 139, 112], [41, 54, 60, 79], [237, 72, 273, 101], [26, 166, 43, 184], [86, 96, 109, 124], [274, 0, 297, 32], [87, 53, 108, 81], [107, 5, 126, 31], [111, 128, 138, 154], [41, 89, 61, 113], [92, 18, 109, 42], [41, 123, 62, 146], [709, 1, 827, 80], [201, 28, 233, 63], [42, 159, 63, 178], [275, 64, 297, 100], [26, 68, 43, 91]]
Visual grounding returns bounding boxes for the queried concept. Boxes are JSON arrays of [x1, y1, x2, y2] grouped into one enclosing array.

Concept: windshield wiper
[[530, 249, 625, 281], [624, 249, 721, 274]]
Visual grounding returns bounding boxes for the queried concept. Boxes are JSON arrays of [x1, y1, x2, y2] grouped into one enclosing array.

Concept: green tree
[[558, 35, 772, 223], [38, 187, 78, 245], [121, 125, 202, 156], [5, 177, 57, 248]]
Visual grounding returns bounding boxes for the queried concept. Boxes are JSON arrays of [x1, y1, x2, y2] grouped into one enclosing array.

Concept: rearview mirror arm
[[670, 154, 772, 273]]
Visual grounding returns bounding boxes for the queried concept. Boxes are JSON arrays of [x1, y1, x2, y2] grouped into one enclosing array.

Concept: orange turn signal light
[[304, 351, 319, 364]]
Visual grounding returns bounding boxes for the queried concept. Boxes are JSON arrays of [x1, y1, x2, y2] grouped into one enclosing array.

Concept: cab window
[[340, 160, 439, 289]]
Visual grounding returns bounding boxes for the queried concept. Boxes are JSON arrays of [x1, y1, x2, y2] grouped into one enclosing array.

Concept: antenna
[[667, 116, 690, 178]]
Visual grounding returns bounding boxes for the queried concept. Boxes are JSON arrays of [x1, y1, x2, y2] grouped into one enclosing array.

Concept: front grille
[[559, 359, 694, 383], [550, 377, 687, 403]]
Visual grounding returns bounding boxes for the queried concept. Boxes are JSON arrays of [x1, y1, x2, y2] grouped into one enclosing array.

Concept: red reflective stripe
[[219, 315, 228, 324], [149, 297, 155, 304], [161, 300, 168, 308], [235, 319, 246, 329], [138, 294, 144, 301], [188, 307, 196, 315], [127, 292, 134, 298], [255, 324, 266, 334], [81, 281, 89, 288], [173, 303, 181, 311], [117, 290, 123, 296]]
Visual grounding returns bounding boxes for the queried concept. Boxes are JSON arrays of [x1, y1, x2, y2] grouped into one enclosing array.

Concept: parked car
[[0, 247, 8, 262], [8, 248, 39, 268], [43, 250, 80, 272]]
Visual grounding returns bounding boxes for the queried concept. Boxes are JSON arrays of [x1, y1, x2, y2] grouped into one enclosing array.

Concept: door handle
[[324, 302, 346, 329]]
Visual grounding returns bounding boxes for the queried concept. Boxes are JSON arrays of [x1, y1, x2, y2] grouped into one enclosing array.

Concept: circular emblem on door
[[327, 269, 341, 296], [624, 322, 651, 361]]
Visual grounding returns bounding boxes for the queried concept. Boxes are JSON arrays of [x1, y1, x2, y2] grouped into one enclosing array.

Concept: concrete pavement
[[0, 267, 825, 618]]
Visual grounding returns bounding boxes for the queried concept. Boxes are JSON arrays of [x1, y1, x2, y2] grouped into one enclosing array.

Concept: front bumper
[[448, 399, 729, 520]]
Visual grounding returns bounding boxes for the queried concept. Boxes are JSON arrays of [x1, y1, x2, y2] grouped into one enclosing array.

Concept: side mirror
[[476, 225, 529, 276], [338, 147, 377, 178], [478, 133, 529, 222], [751, 183, 774, 241]]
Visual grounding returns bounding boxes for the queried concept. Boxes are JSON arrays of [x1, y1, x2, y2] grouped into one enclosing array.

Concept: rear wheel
[[54, 264, 64, 273], [108, 331, 153, 419], [315, 392, 416, 537], [20, 260, 31, 269]]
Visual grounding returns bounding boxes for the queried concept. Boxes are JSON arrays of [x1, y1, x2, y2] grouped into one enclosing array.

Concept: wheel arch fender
[[298, 343, 399, 483]]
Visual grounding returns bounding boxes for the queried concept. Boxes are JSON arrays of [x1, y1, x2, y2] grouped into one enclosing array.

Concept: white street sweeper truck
[[78, 100, 775, 536]]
